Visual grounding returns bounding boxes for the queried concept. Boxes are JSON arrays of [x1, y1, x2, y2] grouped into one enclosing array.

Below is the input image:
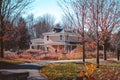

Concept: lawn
[[40, 63, 81, 80], [40, 60, 120, 80]]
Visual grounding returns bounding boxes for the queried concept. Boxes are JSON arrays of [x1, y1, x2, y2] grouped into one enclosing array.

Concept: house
[[30, 38, 45, 50], [30, 28, 81, 53]]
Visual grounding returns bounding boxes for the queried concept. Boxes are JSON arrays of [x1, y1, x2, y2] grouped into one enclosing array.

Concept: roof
[[53, 28, 63, 33], [43, 28, 79, 36]]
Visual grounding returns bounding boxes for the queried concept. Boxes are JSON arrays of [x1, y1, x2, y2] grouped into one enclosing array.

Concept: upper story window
[[47, 36, 49, 41], [60, 35, 62, 40], [66, 35, 69, 40]]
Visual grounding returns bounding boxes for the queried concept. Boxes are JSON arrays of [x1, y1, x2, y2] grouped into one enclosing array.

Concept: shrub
[[66, 53, 82, 59], [4, 53, 19, 59], [79, 63, 97, 80], [19, 53, 33, 59]]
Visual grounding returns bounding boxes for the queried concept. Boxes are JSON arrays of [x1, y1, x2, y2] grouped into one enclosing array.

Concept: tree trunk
[[117, 49, 120, 61], [82, 5, 85, 63], [96, 42, 99, 68], [0, 17, 4, 58], [82, 42, 85, 62], [0, 36, 4, 58], [103, 43, 107, 60], [96, 0, 99, 68], [0, 0, 4, 58]]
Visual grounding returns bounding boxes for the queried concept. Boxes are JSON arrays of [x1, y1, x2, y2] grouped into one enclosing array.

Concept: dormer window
[[47, 36, 49, 41], [60, 35, 62, 40]]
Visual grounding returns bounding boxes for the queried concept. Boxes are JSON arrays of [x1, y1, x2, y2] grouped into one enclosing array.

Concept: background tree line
[[2, 13, 56, 51], [0, 0, 33, 58]]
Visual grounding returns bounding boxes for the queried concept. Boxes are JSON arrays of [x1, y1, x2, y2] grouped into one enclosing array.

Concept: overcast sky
[[26, 0, 64, 23]]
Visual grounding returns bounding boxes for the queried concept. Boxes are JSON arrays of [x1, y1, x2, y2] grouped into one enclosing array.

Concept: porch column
[[30, 45, 32, 49], [64, 45, 66, 53], [70, 45, 72, 52]]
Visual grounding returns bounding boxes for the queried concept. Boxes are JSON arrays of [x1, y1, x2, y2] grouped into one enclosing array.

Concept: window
[[60, 35, 62, 40], [66, 35, 69, 40], [47, 36, 49, 41], [37, 45, 40, 49], [31, 46, 34, 49], [47, 47, 49, 51]]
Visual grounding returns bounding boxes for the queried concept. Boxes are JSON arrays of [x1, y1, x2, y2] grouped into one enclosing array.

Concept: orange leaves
[[84, 63, 96, 78], [100, 40, 104, 45], [80, 63, 97, 80], [111, 34, 117, 39], [80, 71, 84, 77], [102, 18, 106, 26], [86, 41, 97, 51], [77, 44, 82, 52], [3, 35, 8, 42], [89, 41, 96, 48], [101, 30, 109, 42], [102, 30, 108, 37]]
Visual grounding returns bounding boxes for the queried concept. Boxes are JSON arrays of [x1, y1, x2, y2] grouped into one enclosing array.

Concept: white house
[[30, 28, 81, 53]]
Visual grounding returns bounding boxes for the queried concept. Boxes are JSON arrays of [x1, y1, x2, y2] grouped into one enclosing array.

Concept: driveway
[[0, 62, 49, 80]]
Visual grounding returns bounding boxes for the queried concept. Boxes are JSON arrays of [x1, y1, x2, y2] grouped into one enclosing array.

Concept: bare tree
[[58, 0, 88, 62], [85, 0, 100, 67], [33, 14, 55, 38], [98, 0, 120, 60], [59, 0, 120, 67], [42, 14, 55, 29], [26, 14, 36, 39], [0, 0, 32, 58], [84, 0, 120, 67], [61, 15, 73, 29], [87, 0, 120, 61]]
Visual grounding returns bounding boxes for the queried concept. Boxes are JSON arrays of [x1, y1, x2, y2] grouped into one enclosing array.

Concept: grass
[[40, 61, 120, 80], [40, 63, 83, 80], [94, 64, 120, 80]]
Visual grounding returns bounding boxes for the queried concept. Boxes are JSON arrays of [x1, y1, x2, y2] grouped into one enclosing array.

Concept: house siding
[[44, 35, 66, 42], [30, 29, 81, 53]]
